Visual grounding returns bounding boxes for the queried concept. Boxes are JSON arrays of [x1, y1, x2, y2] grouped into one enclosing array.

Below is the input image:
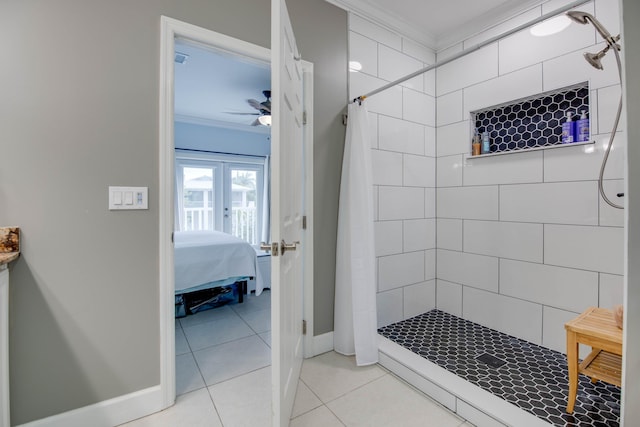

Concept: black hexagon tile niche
[[379, 310, 620, 427], [473, 83, 589, 154]]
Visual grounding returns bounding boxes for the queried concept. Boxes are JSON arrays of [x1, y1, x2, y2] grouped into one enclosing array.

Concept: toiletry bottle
[[472, 132, 481, 155], [481, 131, 490, 154], [576, 110, 589, 142], [562, 111, 575, 143]]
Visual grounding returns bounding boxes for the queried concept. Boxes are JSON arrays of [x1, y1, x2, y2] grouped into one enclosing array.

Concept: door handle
[[281, 240, 300, 253], [260, 242, 279, 256]]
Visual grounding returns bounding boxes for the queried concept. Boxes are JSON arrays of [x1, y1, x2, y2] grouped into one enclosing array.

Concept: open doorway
[[159, 16, 315, 424], [172, 39, 274, 399]]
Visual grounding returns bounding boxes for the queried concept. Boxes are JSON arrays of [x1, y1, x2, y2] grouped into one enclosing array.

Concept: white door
[[270, 0, 305, 424]]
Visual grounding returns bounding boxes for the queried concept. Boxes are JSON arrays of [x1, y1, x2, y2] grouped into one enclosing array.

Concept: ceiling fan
[[226, 90, 271, 126]]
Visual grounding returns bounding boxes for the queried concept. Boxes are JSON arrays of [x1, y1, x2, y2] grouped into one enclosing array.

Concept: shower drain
[[476, 353, 507, 368]]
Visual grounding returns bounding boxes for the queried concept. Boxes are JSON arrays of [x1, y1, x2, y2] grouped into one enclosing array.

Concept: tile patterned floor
[[123, 350, 471, 427], [121, 293, 471, 426], [378, 309, 621, 427]]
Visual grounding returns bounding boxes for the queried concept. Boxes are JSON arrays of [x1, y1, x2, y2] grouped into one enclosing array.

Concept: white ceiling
[[174, 40, 271, 132]]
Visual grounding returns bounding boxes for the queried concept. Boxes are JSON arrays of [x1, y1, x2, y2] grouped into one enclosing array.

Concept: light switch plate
[[109, 186, 148, 210]]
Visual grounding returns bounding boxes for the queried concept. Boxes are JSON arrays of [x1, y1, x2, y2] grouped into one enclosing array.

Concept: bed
[[174, 230, 264, 314]]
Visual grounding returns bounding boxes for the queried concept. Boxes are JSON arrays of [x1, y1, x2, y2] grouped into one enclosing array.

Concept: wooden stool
[[564, 307, 622, 413]]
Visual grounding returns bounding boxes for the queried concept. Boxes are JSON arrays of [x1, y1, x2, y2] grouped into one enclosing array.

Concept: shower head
[[566, 10, 621, 70], [566, 11, 617, 46], [584, 50, 606, 70]]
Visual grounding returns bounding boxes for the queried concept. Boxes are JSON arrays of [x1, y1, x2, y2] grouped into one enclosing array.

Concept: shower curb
[[378, 336, 552, 427]]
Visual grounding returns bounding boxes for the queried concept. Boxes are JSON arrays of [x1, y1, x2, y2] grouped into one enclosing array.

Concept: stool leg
[[566, 331, 579, 413]]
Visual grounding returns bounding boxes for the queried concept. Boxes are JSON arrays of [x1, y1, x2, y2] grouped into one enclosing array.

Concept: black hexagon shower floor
[[378, 310, 620, 426]]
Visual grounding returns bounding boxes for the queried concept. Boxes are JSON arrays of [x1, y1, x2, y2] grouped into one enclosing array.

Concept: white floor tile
[[179, 305, 235, 329], [259, 331, 272, 347], [300, 351, 386, 403], [194, 335, 271, 386], [119, 388, 222, 427], [182, 311, 255, 351], [176, 353, 206, 396], [289, 405, 345, 427], [176, 327, 191, 356], [327, 374, 464, 427], [292, 380, 323, 418], [208, 366, 272, 427], [231, 290, 271, 315], [237, 307, 271, 334]]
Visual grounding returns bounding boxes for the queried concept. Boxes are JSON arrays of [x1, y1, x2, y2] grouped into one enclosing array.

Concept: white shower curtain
[[334, 101, 378, 366]]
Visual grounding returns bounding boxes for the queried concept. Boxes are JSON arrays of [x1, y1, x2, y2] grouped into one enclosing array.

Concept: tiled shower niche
[[471, 82, 590, 156]]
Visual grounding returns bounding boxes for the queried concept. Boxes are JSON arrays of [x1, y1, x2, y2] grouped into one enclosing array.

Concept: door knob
[[260, 242, 279, 256], [281, 240, 300, 253]]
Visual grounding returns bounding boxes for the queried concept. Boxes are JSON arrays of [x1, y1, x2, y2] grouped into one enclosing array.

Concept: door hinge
[[171, 232, 174, 243], [302, 215, 307, 230], [302, 319, 307, 335], [303, 110, 307, 125]]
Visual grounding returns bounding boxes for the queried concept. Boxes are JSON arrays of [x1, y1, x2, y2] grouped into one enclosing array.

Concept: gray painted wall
[[288, 0, 348, 335], [0, 0, 345, 423], [621, 0, 640, 423]]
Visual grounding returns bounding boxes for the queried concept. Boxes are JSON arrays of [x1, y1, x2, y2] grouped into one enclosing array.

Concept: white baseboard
[[16, 385, 167, 427], [310, 331, 334, 357]]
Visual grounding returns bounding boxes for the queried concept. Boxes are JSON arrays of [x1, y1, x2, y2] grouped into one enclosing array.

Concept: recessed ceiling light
[[349, 61, 363, 72], [530, 15, 571, 37]]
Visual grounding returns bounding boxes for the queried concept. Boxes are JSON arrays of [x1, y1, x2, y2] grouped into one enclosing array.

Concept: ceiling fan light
[[258, 115, 272, 126]]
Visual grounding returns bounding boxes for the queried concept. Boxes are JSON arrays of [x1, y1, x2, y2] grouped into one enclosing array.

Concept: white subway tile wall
[[350, 14, 437, 324], [432, 0, 624, 351], [351, 0, 624, 352]]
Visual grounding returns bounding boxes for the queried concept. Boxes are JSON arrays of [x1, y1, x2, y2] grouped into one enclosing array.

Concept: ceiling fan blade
[[247, 99, 263, 110], [224, 111, 259, 115], [260, 101, 271, 113]]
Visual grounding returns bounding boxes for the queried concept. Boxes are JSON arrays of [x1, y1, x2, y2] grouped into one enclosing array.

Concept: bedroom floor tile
[[259, 331, 272, 347], [237, 307, 271, 334], [175, 327, 191, 356], [179, 305, 236, 329], [194, 335, 271, 386], [176, 353, 206, 396], [207, 366, 272, 427], [182, 311, 255, 351], [300, 351, 386, 403], [231, 290, 271, 315]]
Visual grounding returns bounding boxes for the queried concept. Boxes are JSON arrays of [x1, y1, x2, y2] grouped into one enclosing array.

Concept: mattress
[[174, 230, 264, 295]]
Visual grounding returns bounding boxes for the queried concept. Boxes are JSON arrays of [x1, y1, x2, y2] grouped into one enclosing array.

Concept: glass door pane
[[229, 168, 258, 244], [182, 166, 216, 231]]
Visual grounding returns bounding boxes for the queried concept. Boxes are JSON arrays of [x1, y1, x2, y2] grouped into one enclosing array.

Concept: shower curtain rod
[[352, 0, 591, 103]]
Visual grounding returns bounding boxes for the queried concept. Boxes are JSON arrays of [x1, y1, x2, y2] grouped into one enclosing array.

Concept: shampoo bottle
[[576, 110, 590, 142], [481, 131, 490, 154], [472, 131, 481, 156], [562, 111, 575, 143]]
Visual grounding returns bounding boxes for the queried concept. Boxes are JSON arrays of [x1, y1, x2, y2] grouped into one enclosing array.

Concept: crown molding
[[325, 0, 437, 48], [327, 0, 546, 52], [174, 114, 271, 134]]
